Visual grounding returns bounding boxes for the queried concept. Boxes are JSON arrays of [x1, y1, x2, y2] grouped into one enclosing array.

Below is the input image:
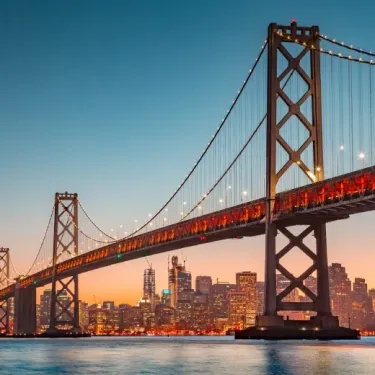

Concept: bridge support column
[[0, 248, 10, 334], [48, 193, 81, 333], [14, 283, 36, 335]]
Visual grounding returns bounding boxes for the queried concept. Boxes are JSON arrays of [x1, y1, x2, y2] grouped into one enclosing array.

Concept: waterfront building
[[144, 267, 156, 307], [212, 281, 236, 320], [168, 256, 191, 308], [236, 271, 257, 326], [329, 263, 352, 328], [227, 290, 247, 329]]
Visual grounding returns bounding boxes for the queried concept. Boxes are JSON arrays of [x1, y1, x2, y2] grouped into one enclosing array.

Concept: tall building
[[369, 289, 375, 311], [351, 278, 371, 330], [329, 263, 352, 328], [155, 305, 175, 329], [40, 289, 52, 331], [256, 282, 265, 316], [168, 256, 191, 308], [212, 281, 236, 319], [196, 276, 212, 295], [144, 267, 156, 307], [236, 271, 257, 326], [119, 306, 140, 330], [79, 301, 89, 330], [175, 300, 192, 330], [138, 299, 154, 329], [227, 290, 247, 329]]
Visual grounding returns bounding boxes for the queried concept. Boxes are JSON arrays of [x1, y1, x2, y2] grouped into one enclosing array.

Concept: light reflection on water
[[0, 336, 374, 375]]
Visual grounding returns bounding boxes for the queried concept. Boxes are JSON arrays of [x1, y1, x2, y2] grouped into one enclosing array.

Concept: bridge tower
[[262, 21, 336, 328], [48, 192, 80, 332], [0, 248, 10, 333]]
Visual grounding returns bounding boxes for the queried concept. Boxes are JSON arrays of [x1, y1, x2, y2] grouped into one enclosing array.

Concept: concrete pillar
[[14, 283, 36, 334]]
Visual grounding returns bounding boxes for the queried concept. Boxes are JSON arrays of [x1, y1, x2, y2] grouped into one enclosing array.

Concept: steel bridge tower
[[0, 248, 10, 333], [48, 192, 80, 332], [261, 21, 337, 329]]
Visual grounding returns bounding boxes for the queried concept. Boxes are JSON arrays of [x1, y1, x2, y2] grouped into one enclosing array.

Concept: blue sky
[[1, 0, 375, 303]]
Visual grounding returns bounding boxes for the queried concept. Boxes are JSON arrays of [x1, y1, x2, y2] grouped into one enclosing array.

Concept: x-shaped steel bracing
[[275, 40, 320, 184], [276, 226, 317, 311]]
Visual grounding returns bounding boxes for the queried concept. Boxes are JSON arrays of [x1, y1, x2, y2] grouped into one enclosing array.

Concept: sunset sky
[[1, 0, 375, 305]]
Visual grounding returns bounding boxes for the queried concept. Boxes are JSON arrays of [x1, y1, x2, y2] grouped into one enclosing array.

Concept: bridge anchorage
[[236, 21, 358, 339]]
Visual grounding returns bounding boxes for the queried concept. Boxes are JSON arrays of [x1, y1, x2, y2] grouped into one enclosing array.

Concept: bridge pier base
[[0, 299, 9, 334], [14, 283, 36, 335], [237, 222, 359, 339]]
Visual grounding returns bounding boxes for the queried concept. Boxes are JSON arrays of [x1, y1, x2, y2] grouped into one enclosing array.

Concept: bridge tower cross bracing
[[263, 21, 334, 326], [48, 192, 80, 332], [0, 248, 10, 332]]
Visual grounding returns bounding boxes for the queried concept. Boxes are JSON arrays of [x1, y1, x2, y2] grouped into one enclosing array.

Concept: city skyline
[[28, 258, 375, 335], [2, 1, 375, 322]]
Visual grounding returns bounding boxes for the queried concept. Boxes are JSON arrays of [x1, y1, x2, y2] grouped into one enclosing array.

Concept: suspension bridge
[[1, 21, 374, 338]]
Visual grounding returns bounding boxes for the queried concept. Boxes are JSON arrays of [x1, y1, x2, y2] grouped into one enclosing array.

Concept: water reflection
[[0, 337, 374, 375]]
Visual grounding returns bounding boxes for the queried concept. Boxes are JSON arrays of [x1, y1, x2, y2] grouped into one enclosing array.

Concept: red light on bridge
[[291, 19, 297, 24], [200, 235, 207, 241]]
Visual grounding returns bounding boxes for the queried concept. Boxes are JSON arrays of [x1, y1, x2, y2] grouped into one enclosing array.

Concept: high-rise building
[[369, 289, 375, 311], [351, 278, 371, 330], [79, 301, 89, 330], [168, 256, 191, 308], [155, 305, 175, 329], [138, 299, 154, 329], [192, 302, 210, 330], [119, 306, 140, 330], [196, 276, 212, 295], [256, 281, 264, 316], [236, 271, 257, 326], [212, 281, 236, 319], [329, 263, 352, 328], [40, 289, 52, 331], [227, 290, 247, 329], [144, 267, 156, 307], [175, 300, 192, 329]]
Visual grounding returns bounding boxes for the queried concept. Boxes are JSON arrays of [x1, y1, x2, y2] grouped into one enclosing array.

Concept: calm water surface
[[0, 336, 374, 375]]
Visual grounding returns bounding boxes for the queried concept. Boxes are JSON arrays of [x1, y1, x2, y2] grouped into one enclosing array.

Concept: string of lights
[[58, 201, 115, 245], [182, 68, 296, 220], [78, 200, 116, 240], [24, 205, 55, 277], [319, 34, 375, 58], [277, 32, 375, 66], [123, 38, 269, 238]]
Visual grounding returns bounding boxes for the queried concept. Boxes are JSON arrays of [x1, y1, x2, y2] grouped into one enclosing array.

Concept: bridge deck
[[2, 166, 375, 301]]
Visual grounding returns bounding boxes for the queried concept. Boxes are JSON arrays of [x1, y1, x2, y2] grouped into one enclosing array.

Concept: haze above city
[[1, 0, 375, 306]]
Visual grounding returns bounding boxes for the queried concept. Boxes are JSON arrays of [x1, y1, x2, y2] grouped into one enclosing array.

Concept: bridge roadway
[[2, 166, 375, 301]]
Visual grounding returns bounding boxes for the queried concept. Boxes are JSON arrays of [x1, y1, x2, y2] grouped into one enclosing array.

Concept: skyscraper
[[369, 289, 375, 311], [40, 289, 52, 330], [168, 256, 191, 308], [196, 276, 212, 295], [236, 271, 257, 326], [143, 267, 156, 306], [212, 281, 236, 319], [256, 281, 265, 316], [329, 263, 352, 328], [352, 278, 371, 330], [227, 290, 247, 329]]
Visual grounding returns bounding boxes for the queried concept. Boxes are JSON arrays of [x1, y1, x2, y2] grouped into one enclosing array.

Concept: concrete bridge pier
[[14, 282, 36, 335]]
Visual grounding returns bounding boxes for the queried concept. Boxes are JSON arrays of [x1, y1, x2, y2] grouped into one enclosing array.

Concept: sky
[[1, 0, 375, 305]]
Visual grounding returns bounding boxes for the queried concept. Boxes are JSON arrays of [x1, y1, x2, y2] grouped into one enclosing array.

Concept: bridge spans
[[1, 20, 375, 336]]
